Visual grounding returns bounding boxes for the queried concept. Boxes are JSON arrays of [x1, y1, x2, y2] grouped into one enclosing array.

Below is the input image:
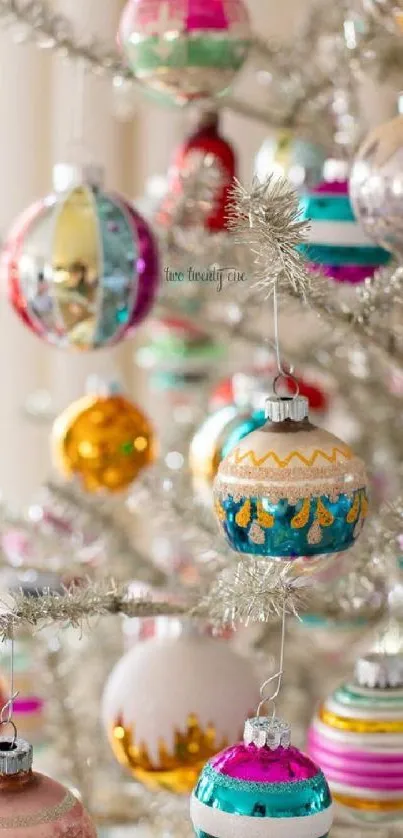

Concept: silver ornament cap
[[244, 716, 291, 750], [265, 396, 309, 423], [355, 653, 403, 689], [0, 738, 33, 775]]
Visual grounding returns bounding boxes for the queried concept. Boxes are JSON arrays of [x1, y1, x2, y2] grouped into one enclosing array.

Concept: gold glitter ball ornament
[[52, 384, 156, 493], [102, 625, 260, 794]]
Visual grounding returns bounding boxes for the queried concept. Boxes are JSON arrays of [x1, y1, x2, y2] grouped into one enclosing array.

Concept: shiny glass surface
[[218, 490, 365, 558]]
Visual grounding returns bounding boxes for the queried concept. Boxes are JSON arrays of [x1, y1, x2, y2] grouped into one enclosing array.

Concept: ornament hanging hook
[[257, 599, 286, 719], [272, 280, 299, 399], [0, 628, 19, 741]]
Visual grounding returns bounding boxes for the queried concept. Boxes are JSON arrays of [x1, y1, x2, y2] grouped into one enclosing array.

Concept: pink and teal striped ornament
[[309, 652, 403, 824], [299, 179, 390, 284], [118, 0, 252, 105]]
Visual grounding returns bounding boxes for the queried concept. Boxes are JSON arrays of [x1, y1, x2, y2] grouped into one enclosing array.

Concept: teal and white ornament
[[191, 715, 333, 838]]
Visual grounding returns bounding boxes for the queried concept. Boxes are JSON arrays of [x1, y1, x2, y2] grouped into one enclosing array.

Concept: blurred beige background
[[0, 0, 397, 505]]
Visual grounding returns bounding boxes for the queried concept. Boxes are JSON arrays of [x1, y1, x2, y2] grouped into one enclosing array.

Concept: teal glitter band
[[201, 763, 327, 795], [194, 764, 332, 818], [334, 684, 403, 708]]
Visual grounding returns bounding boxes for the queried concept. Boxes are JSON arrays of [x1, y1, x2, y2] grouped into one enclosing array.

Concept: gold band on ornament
[[0, 792, 76, 828], [334, 792, 403, 813], [320, 706, 403, 734]]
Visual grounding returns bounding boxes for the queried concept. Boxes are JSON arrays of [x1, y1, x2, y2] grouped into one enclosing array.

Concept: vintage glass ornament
[[299, 176, 390, 283], [158, 111, 237, 232], [102, 621, 260, 794], [191, 715, 333, 838], [190, 373, 269, 489], [255, 131, 327, 192], [52, 383, 156, 493], [350, 114, 403, 256], [118, 0, 252, 106], [0, 735, 96, 838], [137, 315, 225, 391], [214, 394, 369, 561], [309, 652, 403, 823], [4, 164, 159, 350]]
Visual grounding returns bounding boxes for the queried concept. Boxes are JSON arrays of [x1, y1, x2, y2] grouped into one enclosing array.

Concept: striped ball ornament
[[299, 179, 390, 284], [191, 715, 333, 838], [309, 652, 403, 823]]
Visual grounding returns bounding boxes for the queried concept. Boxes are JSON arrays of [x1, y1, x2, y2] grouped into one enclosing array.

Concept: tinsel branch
[[228, 177, 312, 298], [0, 581, 187, 640], [199, 561, 306, 627]]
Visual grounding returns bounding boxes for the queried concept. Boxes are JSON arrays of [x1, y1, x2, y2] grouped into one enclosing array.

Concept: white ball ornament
[[102, 622, 260, 794]]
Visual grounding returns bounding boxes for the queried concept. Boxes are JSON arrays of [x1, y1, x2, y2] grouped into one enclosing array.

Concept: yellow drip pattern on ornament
[[109, 714, 229, 794], [346, 492, 360, 524], [256, 500, 274, 528], [214, 497, 226, 522], [235, 499, 251, 528]]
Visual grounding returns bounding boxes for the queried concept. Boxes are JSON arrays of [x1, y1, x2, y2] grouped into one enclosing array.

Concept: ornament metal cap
[[265, 395, 309, 423], [0, 737, 33, 775], [53, 163, 104, 193], [244, 716, 291, 750], [355, 653, 403, 689]]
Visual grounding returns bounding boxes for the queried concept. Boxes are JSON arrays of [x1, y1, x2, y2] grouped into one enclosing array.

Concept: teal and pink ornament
[[299, 177, 390, 284], [214, 394, 369, 566], [309, 652, 403, 824], [118, 0, 252, 106], [190, 373, 269, 486], [191, 715, 333, 838], [5, 164, 160, 350]]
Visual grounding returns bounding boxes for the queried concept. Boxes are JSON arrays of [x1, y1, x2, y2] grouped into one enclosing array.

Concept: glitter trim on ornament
[[108, 713, 230, 793]]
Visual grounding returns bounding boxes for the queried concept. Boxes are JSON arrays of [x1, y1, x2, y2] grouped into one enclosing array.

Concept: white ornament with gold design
[[102, 620, 260, 794], [214, 394, 368, 567]]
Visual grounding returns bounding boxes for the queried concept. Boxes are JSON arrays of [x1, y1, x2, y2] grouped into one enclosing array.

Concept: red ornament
[[159, 111, 237, 232], [210, 366, 329, 413]]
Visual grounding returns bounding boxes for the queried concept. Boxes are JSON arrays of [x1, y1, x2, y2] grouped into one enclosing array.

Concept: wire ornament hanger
[[0, 630, 19, 744], [256, 599, 286, 719]]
